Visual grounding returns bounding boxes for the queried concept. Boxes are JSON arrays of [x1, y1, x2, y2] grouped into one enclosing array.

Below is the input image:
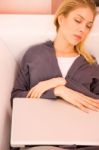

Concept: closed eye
[[86, 25, 92, 29], [75, 19, 92, 29], [74, 19, 81, 23]]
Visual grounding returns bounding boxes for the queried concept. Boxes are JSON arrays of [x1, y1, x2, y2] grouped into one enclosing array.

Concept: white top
[[57, 56, 79, 78]]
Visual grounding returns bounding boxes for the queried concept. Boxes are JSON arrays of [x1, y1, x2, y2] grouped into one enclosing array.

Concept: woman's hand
[[26, 77, 66, 98], [54, 86, 99, 113]]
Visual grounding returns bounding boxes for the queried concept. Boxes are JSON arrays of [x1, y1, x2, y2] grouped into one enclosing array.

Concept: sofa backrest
[[0, 15, 56, 64], [0, 14, 99, 150], [0, 14, 99, 63], [0, 40, 16, 150]]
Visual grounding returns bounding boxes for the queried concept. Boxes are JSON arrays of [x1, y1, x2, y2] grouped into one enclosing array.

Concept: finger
[[26, 86, 36, 97], [75, 102, 89, 113], [26, 87, 35, 98], [32, 89, 44, 98], [37, 92, 43, 98], [30, 85, 47, 98], [91, 99, 99, 105], [81, 97, 99, 110], [66, 98, 89, 113], [82, 101, 98, 111], [27, 83, 42, 98], [77, 98, 99, 111], [30, 89, 38, 98], [27, 86, 39, 98], [31, 92, 39, 98], [26, 90, 32, 98], [82, 95, 99, 105], [86, 100, 99, 109], [30, 87, 42, 98], [75, 93, 99, 110]]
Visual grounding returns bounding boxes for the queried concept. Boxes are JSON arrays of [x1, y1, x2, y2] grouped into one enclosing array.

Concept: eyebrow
[[76, 14, 93, 24]]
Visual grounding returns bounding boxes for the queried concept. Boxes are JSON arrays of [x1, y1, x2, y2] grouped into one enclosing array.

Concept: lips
[[74, 34, 82, 40]]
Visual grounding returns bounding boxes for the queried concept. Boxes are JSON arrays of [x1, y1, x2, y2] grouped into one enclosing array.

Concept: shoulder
[[24, 42, 47, 59], [84, 55, 99, 77], [22, 40, 53, 63], [77, 55, 99, 78], [80, 54, 97, 66], [77, 55, 98, 73]]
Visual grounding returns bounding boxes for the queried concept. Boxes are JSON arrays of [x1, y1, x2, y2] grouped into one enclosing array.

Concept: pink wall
[[52, 0, 62, 13], [0, 0, 62, 14], [0, 0, 51, 14]]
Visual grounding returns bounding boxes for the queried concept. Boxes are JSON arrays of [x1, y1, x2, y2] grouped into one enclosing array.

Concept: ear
[[57, 14, 65, 26]]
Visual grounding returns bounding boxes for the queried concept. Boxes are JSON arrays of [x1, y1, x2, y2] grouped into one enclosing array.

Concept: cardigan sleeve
[[41, 88, 56, 99], [66, 64, 99, 99], [11, 56, 30, 106], [11, 46, 57, 106], [90, 64, 99, 96], [65, 77, 99, 99]]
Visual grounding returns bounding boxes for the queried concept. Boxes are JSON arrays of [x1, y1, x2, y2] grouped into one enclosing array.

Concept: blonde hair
[[54, 0, 97, 64]]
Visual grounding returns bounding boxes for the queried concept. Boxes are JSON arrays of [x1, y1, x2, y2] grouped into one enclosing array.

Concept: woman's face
[[58, 7, 94, 45]]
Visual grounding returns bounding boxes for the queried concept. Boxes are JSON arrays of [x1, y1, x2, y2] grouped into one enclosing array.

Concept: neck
[[53, 32, 77, 57]]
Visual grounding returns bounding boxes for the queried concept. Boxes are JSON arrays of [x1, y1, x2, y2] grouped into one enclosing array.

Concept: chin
[[69, 40, 80, 46], [69, 36, 82, 46]]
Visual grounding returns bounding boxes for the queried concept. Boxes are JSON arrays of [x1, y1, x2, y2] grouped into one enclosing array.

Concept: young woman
[[11, 0, 99, 149]]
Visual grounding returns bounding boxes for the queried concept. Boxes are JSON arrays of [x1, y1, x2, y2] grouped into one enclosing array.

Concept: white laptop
[[11, 98, 99, 148]]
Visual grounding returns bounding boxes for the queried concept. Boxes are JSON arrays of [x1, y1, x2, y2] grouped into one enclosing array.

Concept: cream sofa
[[0, 14, 99, 150]]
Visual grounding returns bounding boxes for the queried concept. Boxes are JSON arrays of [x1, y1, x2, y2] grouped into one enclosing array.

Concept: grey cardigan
[[11, 41, 99, 105]]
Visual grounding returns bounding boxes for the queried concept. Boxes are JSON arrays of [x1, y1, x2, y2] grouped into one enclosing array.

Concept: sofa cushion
[[0, 14, 99, 150], [0, 39, 16, 150]]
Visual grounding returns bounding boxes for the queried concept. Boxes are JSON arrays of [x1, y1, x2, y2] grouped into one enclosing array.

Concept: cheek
[[67, 21, 75, 30], [63, 19, 74, 30], [63, 22, 75, 36], [82, 30, 90, 40]]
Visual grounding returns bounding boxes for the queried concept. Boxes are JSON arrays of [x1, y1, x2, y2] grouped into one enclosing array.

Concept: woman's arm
[[54, 85, 99, 113], [11, 45, 66, 104], [26, 77, 66, 98], [11, 64, 30, 105], [26, 75, 99, 113]]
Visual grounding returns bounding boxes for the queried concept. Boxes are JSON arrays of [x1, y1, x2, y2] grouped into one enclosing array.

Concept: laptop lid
[[11, 98, 99, 147]]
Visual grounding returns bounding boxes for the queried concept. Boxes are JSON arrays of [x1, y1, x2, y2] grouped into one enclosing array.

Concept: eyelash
[[75, 19, 81, 23], [74, 19, 91, 29]]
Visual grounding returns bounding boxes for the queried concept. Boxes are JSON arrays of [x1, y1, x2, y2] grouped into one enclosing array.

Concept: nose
[[79, 24, 86, 33]]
